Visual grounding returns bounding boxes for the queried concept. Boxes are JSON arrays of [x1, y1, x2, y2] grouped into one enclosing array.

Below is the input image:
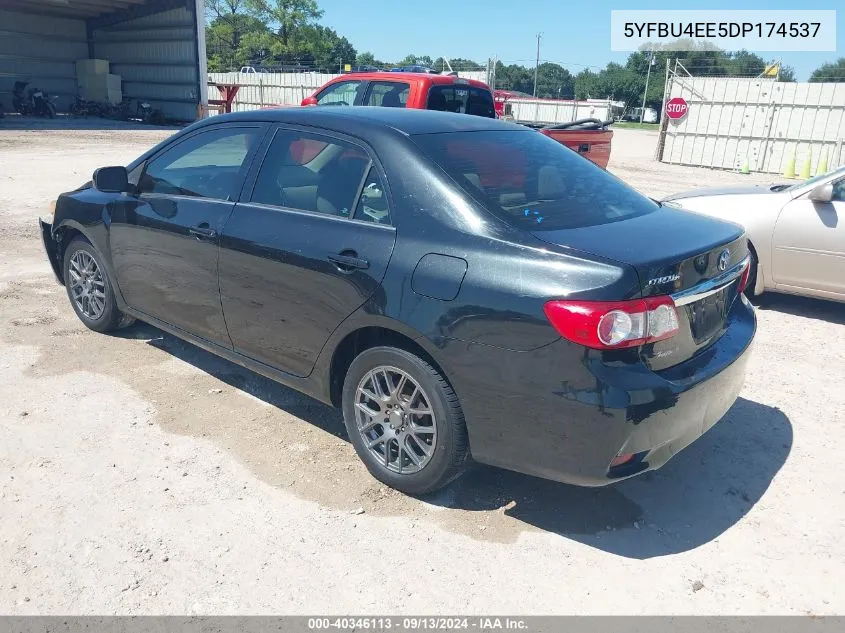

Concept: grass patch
[[613, 121, 660, 130]]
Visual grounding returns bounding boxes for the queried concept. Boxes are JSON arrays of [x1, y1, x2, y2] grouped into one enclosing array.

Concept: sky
[[316, 0, 842, 81]]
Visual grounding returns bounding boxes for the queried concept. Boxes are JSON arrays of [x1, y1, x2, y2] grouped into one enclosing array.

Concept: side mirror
[[92, 166, 129, 193], [808, 183, 834, 203], [301, 96, 318, 106]]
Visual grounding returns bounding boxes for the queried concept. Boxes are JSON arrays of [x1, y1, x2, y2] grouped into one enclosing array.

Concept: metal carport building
[[0, 0, 207, 121]]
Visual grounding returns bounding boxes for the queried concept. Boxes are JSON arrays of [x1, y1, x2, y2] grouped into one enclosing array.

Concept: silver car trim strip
[[671, 256, 751, 307]]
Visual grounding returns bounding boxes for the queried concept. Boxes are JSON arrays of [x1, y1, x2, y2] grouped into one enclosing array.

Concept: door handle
[[189, 224, 217, 240], [327, 252, 369, 271], [577, 143, 590, 153]]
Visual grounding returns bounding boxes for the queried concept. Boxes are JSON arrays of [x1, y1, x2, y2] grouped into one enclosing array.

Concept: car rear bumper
[[39, 219, 63, 285], [444, 294, 756, 486]]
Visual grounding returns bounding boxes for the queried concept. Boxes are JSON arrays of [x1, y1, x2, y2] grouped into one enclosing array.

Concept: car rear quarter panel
[[366, 135, 640, 351]]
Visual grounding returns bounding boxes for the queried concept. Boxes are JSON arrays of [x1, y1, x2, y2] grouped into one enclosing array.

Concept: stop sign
[[666, 97, 688, 120]]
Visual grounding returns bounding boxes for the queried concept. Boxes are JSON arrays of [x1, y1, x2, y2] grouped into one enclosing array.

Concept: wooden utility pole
[[533, 33, 542, 97]]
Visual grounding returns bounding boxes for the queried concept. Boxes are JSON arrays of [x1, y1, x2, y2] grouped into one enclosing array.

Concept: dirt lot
[[1, 117, 844, 615]]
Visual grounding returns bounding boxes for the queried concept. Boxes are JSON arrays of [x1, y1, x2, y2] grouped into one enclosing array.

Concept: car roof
[[325, 72, 491, 90], [207, 106, 522, 136]]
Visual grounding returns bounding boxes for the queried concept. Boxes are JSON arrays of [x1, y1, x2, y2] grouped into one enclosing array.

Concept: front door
[[771, 176, 845, 296], [109, 124, 266, 345], [219, 127, 396, 377]]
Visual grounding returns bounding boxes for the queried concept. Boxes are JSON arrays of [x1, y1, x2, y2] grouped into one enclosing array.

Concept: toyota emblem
[[718, 249, 730, 272]]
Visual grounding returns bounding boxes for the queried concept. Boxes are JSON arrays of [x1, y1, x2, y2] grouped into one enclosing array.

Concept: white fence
[[207, 70, 489, 111], [507, 98, 614, 125], [659, 75, 845, 174]]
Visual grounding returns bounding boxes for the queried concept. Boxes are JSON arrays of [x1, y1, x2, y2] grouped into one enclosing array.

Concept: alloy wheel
[[354, 366, 437, 474], [68, 250, 106, 320]]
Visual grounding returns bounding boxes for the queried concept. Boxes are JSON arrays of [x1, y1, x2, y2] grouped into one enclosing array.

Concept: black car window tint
[[427, 85, 495, 118], [353, 167, 390, 225], [414, 130, 657, 230], [364, 82, 410, 108], [316, 80, 361, 106], [138, 128, 260, 200], [251, 130, 370, 218]]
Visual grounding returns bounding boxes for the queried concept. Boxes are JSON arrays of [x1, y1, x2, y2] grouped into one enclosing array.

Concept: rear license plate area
[[686, 286, 729, 344]]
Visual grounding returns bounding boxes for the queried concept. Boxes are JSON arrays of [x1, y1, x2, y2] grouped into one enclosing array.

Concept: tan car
[[664, 167, 845, 303]]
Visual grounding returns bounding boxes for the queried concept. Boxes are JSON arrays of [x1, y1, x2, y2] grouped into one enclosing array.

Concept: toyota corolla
[[40, 107, 755, 495]]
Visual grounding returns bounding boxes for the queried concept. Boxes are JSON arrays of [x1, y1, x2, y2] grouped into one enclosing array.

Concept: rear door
[[361, 81, 411, 108], [218, 126, 397, 377], [771, 176, 845, 296], [109, 124, 266, 346]]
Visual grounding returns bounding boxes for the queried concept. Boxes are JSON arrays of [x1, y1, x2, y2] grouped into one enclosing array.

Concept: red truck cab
[[301, 72, 496, 117], [301, 73, 612, 169]]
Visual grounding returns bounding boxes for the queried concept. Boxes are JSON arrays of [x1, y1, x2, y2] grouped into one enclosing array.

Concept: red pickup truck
[[301, 73, 612, 168]]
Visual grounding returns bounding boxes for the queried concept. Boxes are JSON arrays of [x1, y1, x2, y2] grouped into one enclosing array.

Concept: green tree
[[595, 62, 644, 105], [725, 50, 767, 76], [448, 58, 484, 72], [397, 54, 434, 68], [534, 62, 574, 99], [493, 61, 533, 93], [779, 65, 796, 82], [356, 51, 383, 67], [260, 23, 355, 71], [809, 58, 845, 82], [626, 50, 670, 110], [246, 0, 323, 47], [205, 0, 271, 71], [574, 69, 599, 99]]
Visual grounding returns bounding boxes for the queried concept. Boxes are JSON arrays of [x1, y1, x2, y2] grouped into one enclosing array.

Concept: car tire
[[342, 346, 470, 495], [62, 236, 129, 333], [745, 248, 759, 298]]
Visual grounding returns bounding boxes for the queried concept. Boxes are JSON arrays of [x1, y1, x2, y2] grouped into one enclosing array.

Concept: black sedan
[[40, 107, 756, 495]]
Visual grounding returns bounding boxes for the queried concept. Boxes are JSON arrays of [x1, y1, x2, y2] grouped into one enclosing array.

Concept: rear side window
[[427, 85, 496, 118], [363, 82, 410, 108], [316, 80, 360, 106], [251, 130, 371, 219], [413, 130, 657, 230], [354, 167, 390, 225]]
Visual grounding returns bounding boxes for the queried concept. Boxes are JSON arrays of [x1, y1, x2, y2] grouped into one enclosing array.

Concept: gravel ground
[[1, 117, 843, 615]]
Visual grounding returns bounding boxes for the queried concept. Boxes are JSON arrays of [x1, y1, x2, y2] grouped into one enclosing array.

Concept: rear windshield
[[412, 130, 657, 230], [427, 85, 496, 118]]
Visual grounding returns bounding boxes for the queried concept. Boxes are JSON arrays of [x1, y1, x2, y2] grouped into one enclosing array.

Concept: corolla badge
[[718, 249, 730, 272], [647, 273, 681, 286]]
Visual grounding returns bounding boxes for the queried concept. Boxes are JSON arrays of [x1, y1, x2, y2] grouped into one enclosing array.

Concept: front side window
[[427, 85, 496, 118], [138, 127, 260, 200], [363, 82, 410, 108], [251, 130, 371, 219], [316, 80, 361, 106], [413, 130, 657, 230]]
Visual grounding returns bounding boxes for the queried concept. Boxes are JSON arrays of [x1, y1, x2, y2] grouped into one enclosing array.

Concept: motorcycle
[[69, 93, 104, 118], [134, 100, 166, 125], [13, 81, 57, 118], [136, 100, 153, 123]]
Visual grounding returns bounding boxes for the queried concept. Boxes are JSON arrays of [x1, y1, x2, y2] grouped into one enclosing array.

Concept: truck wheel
[[342, 346, 470, 495], [62, 237, 127, 332]]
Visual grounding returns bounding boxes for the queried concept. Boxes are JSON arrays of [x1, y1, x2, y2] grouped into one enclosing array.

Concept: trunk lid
[[532, 207, 748, 369]]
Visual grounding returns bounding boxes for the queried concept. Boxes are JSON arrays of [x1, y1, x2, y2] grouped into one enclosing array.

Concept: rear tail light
[[543, 296, 680, 350], [737, 259, 751, 294]]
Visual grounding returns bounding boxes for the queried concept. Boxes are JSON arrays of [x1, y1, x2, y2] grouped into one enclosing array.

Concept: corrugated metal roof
[[0, 0, 151, 19]]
